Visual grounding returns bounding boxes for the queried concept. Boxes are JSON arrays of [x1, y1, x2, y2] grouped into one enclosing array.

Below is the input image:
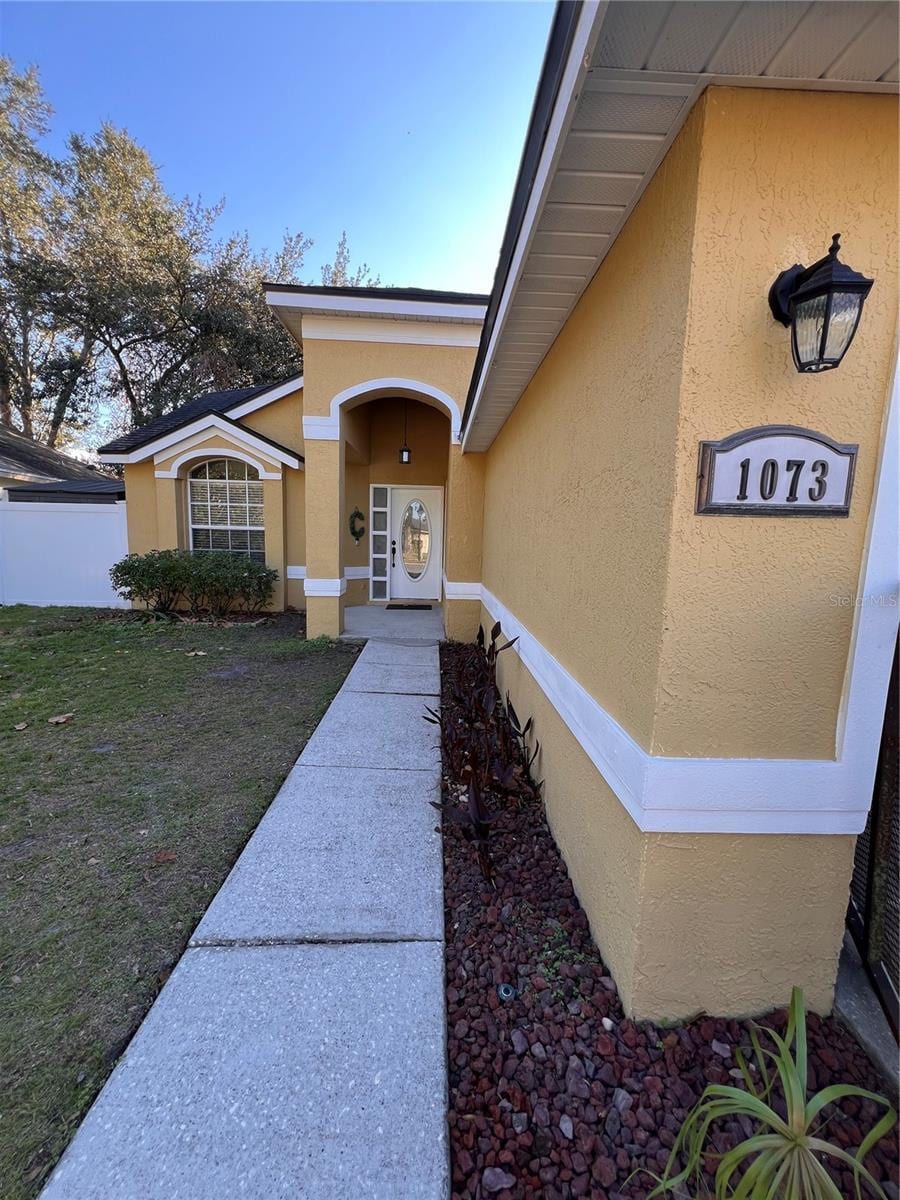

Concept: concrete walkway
[[42, 636, 447, 1200], [343, 603, 445, 643]]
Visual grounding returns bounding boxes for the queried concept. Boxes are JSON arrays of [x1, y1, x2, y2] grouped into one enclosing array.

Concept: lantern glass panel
[[823, 290, 863, 361], [793, 294, 827, 369]]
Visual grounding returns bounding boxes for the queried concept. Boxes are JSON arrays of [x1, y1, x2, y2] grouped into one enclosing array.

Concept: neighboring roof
[[96, 374, 303, 457], [462, 0, 900, 451], [0, 424, 107, 483], [6, 478, 126, 502]]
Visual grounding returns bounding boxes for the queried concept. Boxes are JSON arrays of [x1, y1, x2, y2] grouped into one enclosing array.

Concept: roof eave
[[264, 286, 488, 325]]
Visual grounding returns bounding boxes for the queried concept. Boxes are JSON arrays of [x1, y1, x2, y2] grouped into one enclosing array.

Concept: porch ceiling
[[462, 0, 900, 452]]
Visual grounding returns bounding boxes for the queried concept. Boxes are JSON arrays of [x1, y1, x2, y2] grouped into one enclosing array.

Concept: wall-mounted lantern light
[[398, 399, 412, 464], [768, 234, 873, 374]]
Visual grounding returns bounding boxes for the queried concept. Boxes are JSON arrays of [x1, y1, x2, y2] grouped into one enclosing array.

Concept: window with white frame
[[188, 459, 265, 561]]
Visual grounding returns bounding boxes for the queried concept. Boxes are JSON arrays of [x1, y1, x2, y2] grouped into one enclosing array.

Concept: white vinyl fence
[[0, 499, 129, 607]]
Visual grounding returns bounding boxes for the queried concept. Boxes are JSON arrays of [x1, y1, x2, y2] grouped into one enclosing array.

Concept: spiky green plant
[[648, 987, 896, 1200]]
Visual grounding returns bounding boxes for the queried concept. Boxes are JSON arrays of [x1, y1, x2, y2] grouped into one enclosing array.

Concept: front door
[[388, 486, 443, 601]]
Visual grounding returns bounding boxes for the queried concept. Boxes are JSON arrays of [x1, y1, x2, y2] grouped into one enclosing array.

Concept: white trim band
[[480, 585, 886, 836], [443, 577, 482, 601], [288, 566, 369, 584], [302, 415, 340, 442], [304, 577, 347, 598]]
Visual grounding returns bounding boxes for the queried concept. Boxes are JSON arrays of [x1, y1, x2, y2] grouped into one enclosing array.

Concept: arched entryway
[[338, 384, 452, 609]]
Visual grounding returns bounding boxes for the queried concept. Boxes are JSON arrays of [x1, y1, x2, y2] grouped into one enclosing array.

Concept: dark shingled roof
[[262, 283, 489, 305], [0, 425, 108, 482], [7, 478, 126, 503], [97, 383, 275, 455]]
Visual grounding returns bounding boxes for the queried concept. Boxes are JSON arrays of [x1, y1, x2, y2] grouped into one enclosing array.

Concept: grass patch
[[0, 606, 359, 1198]]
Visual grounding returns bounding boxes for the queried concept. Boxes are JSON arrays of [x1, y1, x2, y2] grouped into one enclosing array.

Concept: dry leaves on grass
[[185, 650, 207, 657], [152, 850, 177, 865], [14, 721, 28, 731], [47, 713, 74, 725]]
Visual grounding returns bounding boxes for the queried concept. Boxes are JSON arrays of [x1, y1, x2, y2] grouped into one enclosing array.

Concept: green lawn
[[0, 607, 359, 1199]]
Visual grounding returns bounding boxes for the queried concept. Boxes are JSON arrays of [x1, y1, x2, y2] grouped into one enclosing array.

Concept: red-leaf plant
[[427, 622, 542, 883]]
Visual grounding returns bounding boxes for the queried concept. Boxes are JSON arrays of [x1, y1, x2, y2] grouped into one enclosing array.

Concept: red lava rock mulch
[[439, 641, 899, 1200]]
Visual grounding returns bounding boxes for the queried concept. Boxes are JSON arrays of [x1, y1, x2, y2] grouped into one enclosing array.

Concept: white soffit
[[464, 0, 900, 452]]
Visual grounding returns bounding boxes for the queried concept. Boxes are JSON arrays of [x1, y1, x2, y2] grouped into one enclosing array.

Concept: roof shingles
[[0, 425, 109, 482], [97, 384, 272, 455]]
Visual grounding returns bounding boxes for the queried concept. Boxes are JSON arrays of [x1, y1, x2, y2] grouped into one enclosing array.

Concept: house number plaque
[[696, 425, 857, 517]]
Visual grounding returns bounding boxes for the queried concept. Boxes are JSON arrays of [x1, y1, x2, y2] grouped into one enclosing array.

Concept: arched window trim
[[155, 446, 282, 479], [187, 458, 266, 562]]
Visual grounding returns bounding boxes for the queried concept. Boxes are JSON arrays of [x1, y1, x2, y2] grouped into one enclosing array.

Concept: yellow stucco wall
[[302, 338, 475, 420], [123, 461, 159, 553], [481, 94, 704, 747], [654, 88, 898, 757], [240, 390, 306, 574], [492, 635, 857, 1019], [367, 397, 449, 486], [478, 87, 897, 1018]]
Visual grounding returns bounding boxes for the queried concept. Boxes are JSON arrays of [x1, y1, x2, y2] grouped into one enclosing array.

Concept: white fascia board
[[265, 289, 487, 324], [101, 413, 301, 469], [226, 376, 303, 418], [462, 1, 607, 452]]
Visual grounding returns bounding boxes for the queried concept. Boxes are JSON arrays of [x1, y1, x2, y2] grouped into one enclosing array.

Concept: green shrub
[[109, 549, 189, 613], [648, 987, 896, 1200], [109, 550, 277, 617]]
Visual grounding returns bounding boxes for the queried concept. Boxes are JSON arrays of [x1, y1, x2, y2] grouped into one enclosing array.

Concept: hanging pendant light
[[398, 398, 412, 464]]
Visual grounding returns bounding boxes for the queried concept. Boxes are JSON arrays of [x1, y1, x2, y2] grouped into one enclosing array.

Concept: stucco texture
[[481, 96, 705, 747], [493, 624, 856, 1020], [477, 87, 896, 1018], [655, 88, 898, 758], [301, 337, 475, 421]]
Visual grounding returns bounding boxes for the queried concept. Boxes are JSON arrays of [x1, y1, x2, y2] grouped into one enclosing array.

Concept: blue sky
[[1, 1, 554, 292]]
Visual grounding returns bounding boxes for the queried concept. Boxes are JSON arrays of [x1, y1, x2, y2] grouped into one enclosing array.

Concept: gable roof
[[96, 374, 303, 457], [0, 424, 108, 483]]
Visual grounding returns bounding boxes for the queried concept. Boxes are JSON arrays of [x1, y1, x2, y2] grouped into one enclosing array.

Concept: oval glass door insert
[[400, 499, 431, 580]]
